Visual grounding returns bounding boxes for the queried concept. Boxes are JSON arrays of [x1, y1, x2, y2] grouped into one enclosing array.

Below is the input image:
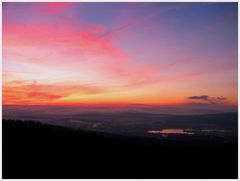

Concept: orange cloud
[[3, 81, 104, 105]]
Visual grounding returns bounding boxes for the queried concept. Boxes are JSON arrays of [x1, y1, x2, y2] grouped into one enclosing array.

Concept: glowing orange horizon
[[3, 3, 237, 108]]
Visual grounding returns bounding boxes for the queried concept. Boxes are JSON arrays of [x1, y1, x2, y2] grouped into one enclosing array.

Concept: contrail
[[97, 2, 217, 39]]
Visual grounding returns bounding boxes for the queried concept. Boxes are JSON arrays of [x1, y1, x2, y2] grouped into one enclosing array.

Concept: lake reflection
[[148, 129, 194, 135]]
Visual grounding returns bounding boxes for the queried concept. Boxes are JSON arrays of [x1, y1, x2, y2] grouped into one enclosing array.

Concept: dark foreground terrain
[[3, 119, 238, 179]]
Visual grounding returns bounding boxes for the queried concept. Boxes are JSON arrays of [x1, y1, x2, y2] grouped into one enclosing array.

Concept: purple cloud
[[187, 95, 227, 104]]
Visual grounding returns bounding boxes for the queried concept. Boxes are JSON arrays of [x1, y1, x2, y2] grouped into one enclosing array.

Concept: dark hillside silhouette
[[3, 119, 237, 179]]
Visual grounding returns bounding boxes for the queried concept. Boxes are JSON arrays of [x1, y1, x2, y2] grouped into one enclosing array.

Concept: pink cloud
[[44, 2, 72, 14], [3, 18, 163, 90]]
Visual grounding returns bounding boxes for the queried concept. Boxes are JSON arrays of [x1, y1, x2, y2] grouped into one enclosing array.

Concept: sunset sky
[[3, 2, 237, 107]]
